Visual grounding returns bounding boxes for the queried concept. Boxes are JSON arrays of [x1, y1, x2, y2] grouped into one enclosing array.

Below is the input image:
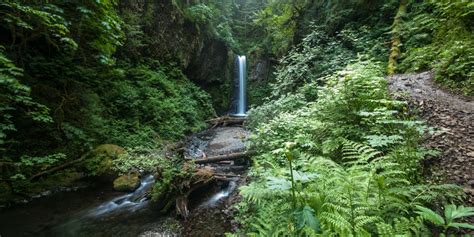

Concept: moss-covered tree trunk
[[387, 0, 408, 75]]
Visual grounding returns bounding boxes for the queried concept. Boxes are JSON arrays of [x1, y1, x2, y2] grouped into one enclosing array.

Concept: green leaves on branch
[[0, 47, 51, 146]]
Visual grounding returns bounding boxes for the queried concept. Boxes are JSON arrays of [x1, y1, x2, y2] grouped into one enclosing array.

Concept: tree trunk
[[387, 0, 408, 75]]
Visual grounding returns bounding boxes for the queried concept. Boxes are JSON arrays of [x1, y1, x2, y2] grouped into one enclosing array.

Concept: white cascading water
[[87, 174, 155, 216], [201, 180, 237, 207], [235, 55, 247, 116]]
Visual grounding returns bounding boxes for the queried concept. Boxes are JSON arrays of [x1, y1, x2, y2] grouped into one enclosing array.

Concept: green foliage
[[112, 147, 160, 174], [9, 153, 66, 183], [268, 27, 355, 97], [151, 156, 193, 202], [399, 1, 474, 95], [236, 61, 464, 236], [0, 0, 215, 202], [0, 47, 51, 146], [253, 0, 305, 56], [416, 204, 474, 234], [184, 4, 215, 25], [0, 1, 77, 51], [102, 62, 214, 145]]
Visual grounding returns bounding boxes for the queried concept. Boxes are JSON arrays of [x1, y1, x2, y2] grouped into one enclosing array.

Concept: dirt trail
[[388, 71, 474, 204]]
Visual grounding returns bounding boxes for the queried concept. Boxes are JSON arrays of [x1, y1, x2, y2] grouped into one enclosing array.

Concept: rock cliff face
[[118, 0, 234, 112]]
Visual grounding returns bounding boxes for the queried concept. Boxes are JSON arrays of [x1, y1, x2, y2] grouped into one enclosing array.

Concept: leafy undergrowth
[[398, 1, 474, 96], [0, 1, 215, 203], [232, 62, 473, 236]]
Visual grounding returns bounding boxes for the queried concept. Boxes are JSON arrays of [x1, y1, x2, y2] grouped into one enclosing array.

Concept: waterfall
[[233, 55, 247, 116]]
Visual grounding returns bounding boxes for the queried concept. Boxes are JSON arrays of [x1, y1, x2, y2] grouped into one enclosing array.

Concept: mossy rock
[[83, 144, 125, 177], [113, 173, 141, 192], [93, 144, 125, 157]]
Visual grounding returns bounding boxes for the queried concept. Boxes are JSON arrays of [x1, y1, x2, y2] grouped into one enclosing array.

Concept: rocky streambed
[[0, 125, 250, 237]]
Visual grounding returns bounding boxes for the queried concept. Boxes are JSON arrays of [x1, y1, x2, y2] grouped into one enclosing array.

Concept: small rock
[[414, 89, 422, 93], [468, 180, 474, 187]]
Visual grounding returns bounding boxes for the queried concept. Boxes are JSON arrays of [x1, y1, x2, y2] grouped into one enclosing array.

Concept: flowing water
[[87, 175, 155, 216], [0, 124, 248, 236], [0, 175, 240, 237], [0, 175, 171, 237], [233, 55, 247, 116], [201, 181, 237, 208]]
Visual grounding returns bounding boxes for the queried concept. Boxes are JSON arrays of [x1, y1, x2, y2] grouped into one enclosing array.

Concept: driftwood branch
[[190, 151, 255, 164]]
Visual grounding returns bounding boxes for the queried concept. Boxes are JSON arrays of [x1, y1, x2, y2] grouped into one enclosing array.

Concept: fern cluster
[[236, 61, 466, 236]]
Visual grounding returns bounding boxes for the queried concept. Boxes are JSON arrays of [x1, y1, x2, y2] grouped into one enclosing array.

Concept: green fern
[[416, 204, 474, 233]]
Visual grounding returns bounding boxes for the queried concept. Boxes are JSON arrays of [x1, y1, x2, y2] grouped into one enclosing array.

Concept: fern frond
[[321, 212, 352, 233]]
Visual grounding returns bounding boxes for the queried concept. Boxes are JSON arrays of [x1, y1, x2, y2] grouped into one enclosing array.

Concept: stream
[[0, 126, 248, 237], [0, 175, 238, 237]]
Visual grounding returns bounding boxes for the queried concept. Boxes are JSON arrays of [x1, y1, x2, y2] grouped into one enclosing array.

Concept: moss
[[113, 173, 140, 192], [83, 144, 125, 176], [93, 144, 126, 157]]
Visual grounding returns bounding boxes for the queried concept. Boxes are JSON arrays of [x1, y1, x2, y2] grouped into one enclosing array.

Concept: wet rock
[[249, 59, 271, 82], [113, 173, 141, 192]]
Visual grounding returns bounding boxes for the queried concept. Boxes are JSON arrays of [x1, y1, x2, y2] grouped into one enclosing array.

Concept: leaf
[[365, 135, 403, 148], [448, 222, 474, 230], [292, 170, 318, 183], [295, 205, 321, 233], [266, 177, 291, 190], [415, 205, 445, 226], [449, 205, 474, 220]]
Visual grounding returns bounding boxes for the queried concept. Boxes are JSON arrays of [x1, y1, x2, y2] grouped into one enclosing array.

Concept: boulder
[[83, 144, 125, 177], [113, 173, 141, 192]]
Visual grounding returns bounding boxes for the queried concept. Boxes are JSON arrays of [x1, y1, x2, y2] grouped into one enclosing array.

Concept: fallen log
[[213, 176, 238, 182], [213, 173, 240, 177], [191, 151, 255, 164], [207, 115, 247, 127]]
